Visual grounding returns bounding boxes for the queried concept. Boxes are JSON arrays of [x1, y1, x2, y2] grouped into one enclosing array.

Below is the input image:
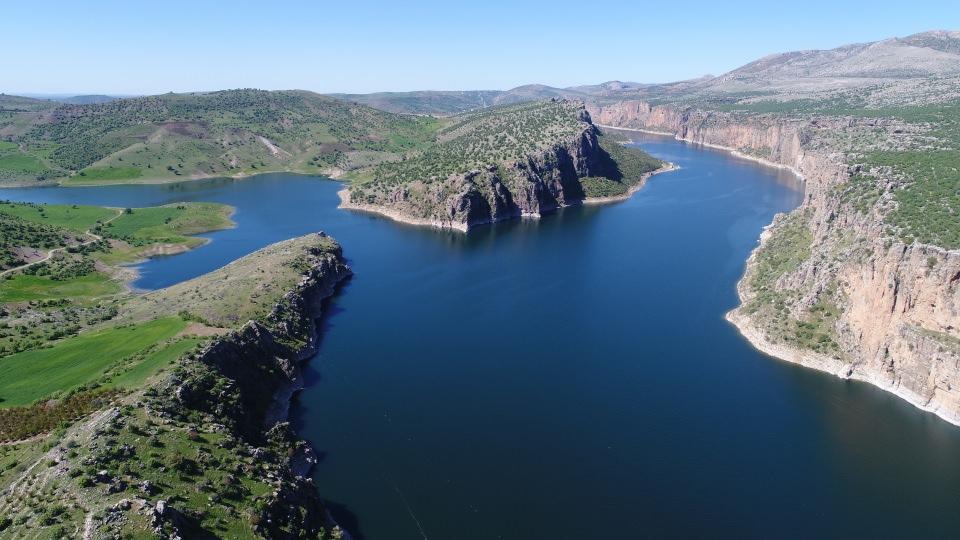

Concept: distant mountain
[[335, 30, 960, 116], [687, 30, 960, 95]]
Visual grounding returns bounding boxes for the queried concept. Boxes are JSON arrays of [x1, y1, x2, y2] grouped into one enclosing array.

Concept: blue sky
[[3, 0, 958, 95]]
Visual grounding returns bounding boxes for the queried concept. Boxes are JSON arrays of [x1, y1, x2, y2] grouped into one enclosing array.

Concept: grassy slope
[[0, 317, 185, 407], [0, 200, 116, 232]]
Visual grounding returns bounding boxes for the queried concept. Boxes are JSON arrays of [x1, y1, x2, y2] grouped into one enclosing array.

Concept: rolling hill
[[0, 89, 441, 185]]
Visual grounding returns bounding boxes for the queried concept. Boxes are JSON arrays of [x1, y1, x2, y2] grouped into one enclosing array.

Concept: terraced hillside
[[0, 89, 441, 185], [342, 99, 665, 230]]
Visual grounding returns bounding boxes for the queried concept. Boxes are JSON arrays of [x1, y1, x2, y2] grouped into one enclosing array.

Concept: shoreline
[[726, 283, 960, 428], [582, 162, 678, 205]]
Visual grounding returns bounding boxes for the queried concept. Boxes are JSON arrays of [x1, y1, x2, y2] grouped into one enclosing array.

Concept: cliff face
[[590, 100, 960, 425], [159, 234, 353, 538], [342, 124, 610, 230], [341, 102, 664, 231]]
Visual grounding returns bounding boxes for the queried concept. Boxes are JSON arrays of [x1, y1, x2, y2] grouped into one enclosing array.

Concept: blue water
[[7, 134, 960, 539]]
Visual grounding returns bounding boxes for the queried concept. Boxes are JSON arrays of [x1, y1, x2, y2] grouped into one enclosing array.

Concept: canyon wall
[[590, 100, 960, 425]]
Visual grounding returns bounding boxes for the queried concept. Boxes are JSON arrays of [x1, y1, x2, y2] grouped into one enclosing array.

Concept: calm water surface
[[6, 134, 960, 539]]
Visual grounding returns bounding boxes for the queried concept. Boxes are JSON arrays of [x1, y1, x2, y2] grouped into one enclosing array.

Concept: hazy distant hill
[[58, 95, 120, 105]]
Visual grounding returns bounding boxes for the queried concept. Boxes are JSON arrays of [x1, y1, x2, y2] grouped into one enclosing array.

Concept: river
[[5, 133, 960, 538]]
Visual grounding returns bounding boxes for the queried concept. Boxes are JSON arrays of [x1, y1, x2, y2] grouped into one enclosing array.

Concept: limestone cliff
[[590, 100, 960, 425], [341, 100, 665, 231]]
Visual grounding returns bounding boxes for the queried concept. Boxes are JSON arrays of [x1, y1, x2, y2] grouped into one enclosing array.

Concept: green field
[[107, 338, 200, 390], [0, 317, 186, 407], [0, 153, 45, 173], [0, 201, 116, 232], [0, 272, 121, 302], [102, 202, 233, 246]]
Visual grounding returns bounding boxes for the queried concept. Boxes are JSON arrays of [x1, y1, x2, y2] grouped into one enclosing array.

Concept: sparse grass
[[0, 317, 186, 407]]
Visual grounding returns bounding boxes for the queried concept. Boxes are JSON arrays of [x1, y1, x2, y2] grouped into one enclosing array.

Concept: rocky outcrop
[[591, 99, 960, 425], [161, 233, 352, 538], [341, 106, 662, 231]]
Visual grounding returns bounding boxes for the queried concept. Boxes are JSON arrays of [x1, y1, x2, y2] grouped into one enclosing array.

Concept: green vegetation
[[0, 200, 115, 232], [76, 165, 142, 181], [0, 212, 75, 270], [0, 272, 120, 303], [872, 149, 960, 248], [747, 211, 812, 303], [580, 177, 628, 197], [837, 173, 884, 214], [0, 389, 120, 442], [743, 212, 842, 357], [101, 202, 233, 247], [1, 89, 444, 184], [0, 234, 346, 537], [596, 133, 663, 183], [0, 317, 185, 407], [362, 100, 587, 189], [107, 338, 200, 390]]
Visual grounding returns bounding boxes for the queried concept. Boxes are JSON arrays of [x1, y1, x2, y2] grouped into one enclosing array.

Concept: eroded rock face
[[341, 107, 631, 230], [592, 99, 960, 424], [163, 234, 353, 537]]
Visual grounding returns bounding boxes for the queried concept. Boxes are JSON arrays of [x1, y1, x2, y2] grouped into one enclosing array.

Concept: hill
[[0, 89, 442, 185]]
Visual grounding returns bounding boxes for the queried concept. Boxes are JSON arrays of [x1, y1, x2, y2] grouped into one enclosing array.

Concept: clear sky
[[3, 0, 958, 95]]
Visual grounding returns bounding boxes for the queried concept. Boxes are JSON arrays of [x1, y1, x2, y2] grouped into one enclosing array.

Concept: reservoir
[[5, 133, 960, 538]]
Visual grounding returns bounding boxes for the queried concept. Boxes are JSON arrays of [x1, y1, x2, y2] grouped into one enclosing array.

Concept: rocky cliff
[[156, 233, 352, 538], [590, 100, 960, 425], [341, 100, 665, 231]]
